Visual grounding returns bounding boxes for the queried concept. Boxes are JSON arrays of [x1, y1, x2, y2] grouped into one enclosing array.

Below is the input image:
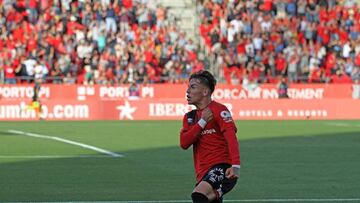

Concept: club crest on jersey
[[208, 168, 225, 183], [220, 110, 233, 122]]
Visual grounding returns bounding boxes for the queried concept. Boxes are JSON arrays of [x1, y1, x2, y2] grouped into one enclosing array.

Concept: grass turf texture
[[0, 120, 359, 201]]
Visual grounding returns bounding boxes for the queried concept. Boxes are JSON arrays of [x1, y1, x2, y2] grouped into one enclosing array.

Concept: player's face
[[186, 78, 207, 105]]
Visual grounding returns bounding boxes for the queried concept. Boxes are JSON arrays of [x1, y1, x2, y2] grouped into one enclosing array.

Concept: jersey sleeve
[[179, 114, 203, 150], [215, 105, 237, 133], [214, 105, 241, 165]]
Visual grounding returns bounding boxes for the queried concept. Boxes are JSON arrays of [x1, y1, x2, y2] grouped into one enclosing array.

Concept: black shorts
[[199, 163, 237, 199]]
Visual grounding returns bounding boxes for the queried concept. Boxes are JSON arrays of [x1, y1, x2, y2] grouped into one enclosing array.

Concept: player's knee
[[191, 192, 209, 203]]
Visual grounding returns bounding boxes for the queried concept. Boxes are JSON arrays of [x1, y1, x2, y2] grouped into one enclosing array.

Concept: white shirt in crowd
[[77, 42, 93, 59], [245, 42, 255, 57], [227, 25, 237, 43], [23, 58, 37, 76], [261, 20, 272, 32], [342, 42, 352, 58], [253, 36, 263, 50], [230, 19, 244, 33], [309, 57, 320, 71], [34, 63, 48, 81]]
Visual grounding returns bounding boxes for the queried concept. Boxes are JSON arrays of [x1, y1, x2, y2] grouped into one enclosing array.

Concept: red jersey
[[180, 101, 240, 182]]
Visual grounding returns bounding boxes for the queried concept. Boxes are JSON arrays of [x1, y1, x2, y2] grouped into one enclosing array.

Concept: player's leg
[[194, 163, 237, 203], [192, 181, 217, 203], [31, 101, 41, 119], [37, 103, 44, 119], [34, 106, 40, 119], [191, 191, 209, 203], [205, 178, 237, 203], [192, 164, 228, 203], [213, 174, 238, 202]]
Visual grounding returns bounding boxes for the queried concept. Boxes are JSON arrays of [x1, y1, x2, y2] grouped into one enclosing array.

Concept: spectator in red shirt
[[260, 0, 273, 13], [275, 53, 286, 75], [331, 69, 352, 83], [4, 60, 17, 84], [180, 70, 240, 203], [27, 0, 38, 24]]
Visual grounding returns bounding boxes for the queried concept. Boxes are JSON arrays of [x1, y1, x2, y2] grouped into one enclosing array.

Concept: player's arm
[[223, 128, 241, 179], [223, 127, 240, 166], [179, 122, 203, 150], [215, 106, 241, 177], [180, 108, 213, 149]]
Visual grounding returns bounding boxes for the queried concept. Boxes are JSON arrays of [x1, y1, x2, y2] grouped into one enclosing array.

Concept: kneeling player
[[180, 71, 240, 203]]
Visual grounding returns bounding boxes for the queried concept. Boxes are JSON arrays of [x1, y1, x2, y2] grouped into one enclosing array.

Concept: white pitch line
[[0, 155, 117, 159], [3, 199, 360, 203], [325, 122, 352, 127], [226, 199, 360, 202], [7, 130, 124, 158], [325, 122, 360, 128]]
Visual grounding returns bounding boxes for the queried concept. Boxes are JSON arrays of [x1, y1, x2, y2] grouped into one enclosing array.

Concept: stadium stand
[[197, 0, 360, 84], [0, 0, 199, 85], [0, 0, 359, 85]]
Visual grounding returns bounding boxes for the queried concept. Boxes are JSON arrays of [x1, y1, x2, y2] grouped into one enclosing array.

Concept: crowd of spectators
[[0, 0, 360, 85], [198, 0, 360, 85], [0, 0, 203, 85]]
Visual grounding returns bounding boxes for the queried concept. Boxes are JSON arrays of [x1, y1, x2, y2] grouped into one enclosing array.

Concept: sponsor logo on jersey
[[201, 128, 216, 135], [220, 110, 233, 122]]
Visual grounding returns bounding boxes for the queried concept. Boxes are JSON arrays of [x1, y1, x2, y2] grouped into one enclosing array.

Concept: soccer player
[[27, 82, 43, 119], [180, 70, 240, 203]]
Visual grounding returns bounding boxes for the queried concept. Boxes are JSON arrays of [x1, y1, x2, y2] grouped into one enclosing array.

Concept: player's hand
[[225, 166, 240, 179], [201, 107, 213, 122]]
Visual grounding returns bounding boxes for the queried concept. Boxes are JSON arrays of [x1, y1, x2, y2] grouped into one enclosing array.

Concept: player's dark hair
[[189, 70, 217, 94]]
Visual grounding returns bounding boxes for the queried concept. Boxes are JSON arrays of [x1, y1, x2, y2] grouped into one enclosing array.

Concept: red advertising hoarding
[[0, 84, 359, 120]]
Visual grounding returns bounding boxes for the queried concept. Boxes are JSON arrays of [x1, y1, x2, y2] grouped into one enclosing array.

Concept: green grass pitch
[[0, 120, 359, 202]]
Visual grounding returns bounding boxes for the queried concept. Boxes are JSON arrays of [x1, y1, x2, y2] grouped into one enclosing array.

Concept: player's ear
[[202, 88, 209, 96]]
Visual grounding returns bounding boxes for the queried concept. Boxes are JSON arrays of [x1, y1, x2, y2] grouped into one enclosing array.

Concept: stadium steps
[[159, 0, 197, 39]]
